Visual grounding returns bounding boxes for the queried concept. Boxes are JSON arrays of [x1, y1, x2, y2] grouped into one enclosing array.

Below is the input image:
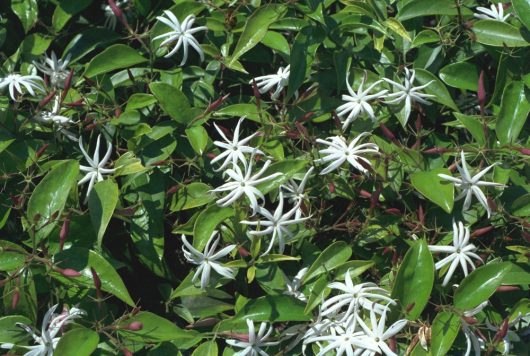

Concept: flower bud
[[471, 225, 493, 238], [61, 69, 74, 100], [123, 322, 143, 331], [379, 123, 397, 143], [36, 144, 50, 159], [493, 318, 509, 343], [462, 316, 478, 325], [59, 217, 70, 252], [478, 70, 486, 116], [122, 348, 133, 356], [166, 185, 179, 195], [11, 288, 20, 309], [385, 208, 401, 216], [206, 94, 230, 113], [38, 90, 57, 107], [58, 268, 82, 277], [496, 285, 520, 293], [423, 147, 450, 154]]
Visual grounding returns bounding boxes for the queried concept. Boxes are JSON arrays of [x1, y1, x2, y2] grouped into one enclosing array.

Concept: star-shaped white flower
[[35, 94, 72, 126], [315, 133, 379, 175], [354, 305, 408, 356], [283, 267, 308, 302], [0, 73, 45, 101], [211, 117, 265, 171], [225, 319, 280, 356], [78, 134, 117, 204], [240, 191, 309, 255], [211, 154, 282, 213], [438, 151, 505, 218], [304, 323, 378, 356], [1, 304, 85, 356], [153, 11, 207, 65], [428, 221, 483, 287], [33, 51, 71, 88], [336, 74, 388, 130], [250, 65, 290, 100], [321, 270, 396, 322], [181, 231, 236, 290], [281, 167, 313, 219], [383, 68, 435, 125], [461, 301, 488, 356], [474, 3, 510, 22]]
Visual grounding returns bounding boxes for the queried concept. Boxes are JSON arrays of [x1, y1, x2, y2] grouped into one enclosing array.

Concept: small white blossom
[[281, 167, 313, 219], [474, 3, 510, 22], [438, 151, 505, 218], [250, 65, 290, 100], [336, 74, 388, 130], [240, 191, 309, 255], [78, 134, 116, 204], [304, 323, 376, 356], [211, 154, 282, 213], [283, 267, 308, 302], [0, 73, 44, 101], [1, 304, 85, 356], [383, 68, 434, 125], [33, 51, 71, 88], [315, 133, 379, 175], [181, 231, 236, 290], [428, 221, 483, 286], [462, 301, 488, 356], [153, 11, 207, 65], [226, 319, 279, 356], [211, 117, 265, 171]]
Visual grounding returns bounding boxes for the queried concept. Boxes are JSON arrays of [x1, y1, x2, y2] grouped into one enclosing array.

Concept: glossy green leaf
[[12, 0, 38, 33], [229, 4, 286, 66], [496, 81, 530, 145], [193, 204, 235, 251], [414, 69, 459, 111], [385, 18, 411, 41], [27, 160, 79, 243], [513, 0, 530, 30], [397, 0, 472, 21], [185, 125, 209, 155], [213, 104, 265, 123], [0, 240, 26, 271], [233, 295, 311, 322], [149, 82, 193, 124], [454, 262, 512, 310], [410, 168, 454, 214], [391, 240, 434, 320], [170, 182, 214, 212], [302, 241, 353, 283], [431, 311, 461, 356], [0, 315, 32, 344], [453, 113, 486, 145], [84, 44, 147, 77], [51, 247, 135, 307], [472, 20, 530, 47], [52, 0, 92, 31], [54, 328, 99, 356], [192, 341, 218, 356], [255, 159, 307, 195], [411, 29, 439, 48], [304, 274, 330, 314], [439, 62, 478, 91], [64, 28, 121, 63], [118, 312, 198, 342], [88, 180, 119, 248]]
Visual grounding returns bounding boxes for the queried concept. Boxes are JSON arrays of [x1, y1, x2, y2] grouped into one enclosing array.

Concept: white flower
[[383, 68, 434, 125], [211, 117, 265, 171], [33, 51, 71, 88], [250, 65, 290, 100], [321, 270, 396, 322], [428, 221, 483, 287], [336, 74, 388, 130], [462, 301, 488, 356], [153, 11, 207, 65], [0, 73, 44, 101], [438, 151, 505, 218], [474, 3, 510, 22], [211, 154, 282, 213], [240, 191, 309, 255], [181, 231, 236, 290], [281, 167, 314, 219], [226, 319, 279, 356], [315, 133, 379, 175], [354, 305, 408, 356], [1, 304, 85, 356], [283, 267, 308, 302], [303, 323, 377, 356], [102, 0, 128, 30], [35, 94, 72, 126], [78, 134, 116, 204]]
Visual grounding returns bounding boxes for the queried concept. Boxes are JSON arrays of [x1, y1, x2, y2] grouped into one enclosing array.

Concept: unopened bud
[[62, 69, 75, 100], [64, 99, 85, 107], [379, 123, 397, 143], [166, 185, 179, 195], [423, 147, 450, 154], [36, 144, 50, 159], [39, 90, 57, 107], [517, 147, 530, 155], [462, 316, 478, 325], [115, 107, 122, 118], [59, 268, 82, 277], [238, 246, 250, 257], [359, 189, 372, 199], [123, 321, 143, 331], [471, 225, 494, 238], [493, 318, 509, 343], [11, 289, 20, 309], [122, 348, 133, 356], [496, 285, 520, 293], [478, 70, 486, 116], [328, 182, 335, 194], [297, 111, 314, 122], [59, 217, 70, 252], [385, 208, 401, 216], [206, 94, 230, 113]]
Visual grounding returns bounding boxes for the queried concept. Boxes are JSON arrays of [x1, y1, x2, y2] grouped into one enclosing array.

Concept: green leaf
[[84, 44, 147, 77], [64, 28, 121, 63], [385, 18, 411, 42], [302, 241, 353, 283], [0, 240, 25, 271], [170, 182, 214, 212], [27, 160, 79, 243], [118, 312, 198, 342], [410, 168, 454, 214], [51, 247, 135, 307], [229, 4, 286, 66], [149, 82, 193, 125], [192, 341, 218, 356], [12, 0, 38, 33], [52, 0, 92, 31], [472, 20, 530, 47], [453, 113, 486, 145], [193, 204, 235, 251], [233, 295, 311, 322], [125, 93, 157, 111], [397, 0, 472, 21], [391, 240, 434, 320], [185, 125, 209, 155], [0, 315, 32, 344], [430, 311, 461, 356], [439, 62, 479, 91], [414, 69, 459, 111], [213, 103, 264, 123], [261, 31, 290, 56], [454, 262, 512, 310], [513, 0, 530, 30], [88, 180, 119, 248], [411, 30, 439, 48], [496, 81, 530, 145], [54, 328, 99, 356], [304, 274, 330, 314], [255, 159, 307, 195]]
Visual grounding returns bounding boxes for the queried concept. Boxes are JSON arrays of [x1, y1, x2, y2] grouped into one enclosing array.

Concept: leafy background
[[0, 0, 529, 355]]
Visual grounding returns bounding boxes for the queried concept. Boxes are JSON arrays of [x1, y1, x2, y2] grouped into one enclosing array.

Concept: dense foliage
[[0, 0, 529, 355]]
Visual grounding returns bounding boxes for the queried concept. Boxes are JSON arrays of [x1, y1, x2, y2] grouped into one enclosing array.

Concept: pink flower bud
[[39, 90, 57, 107], [11, 289, 20, 309], [60, 268, 82, 277], [124, 322, 143, 331]]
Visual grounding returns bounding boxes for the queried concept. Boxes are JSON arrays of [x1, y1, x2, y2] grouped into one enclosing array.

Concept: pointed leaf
[[472, 20, 530, 47], [496, 81, 530, 144], [302, 241, 352, 283], [193, 204, 235, 251], [55, 328, 99, 356], [84, 44, 147, 77], [149, 82, 193, 125], [118, 312, 199, 342], [88, 180, 119, 248], [410, 168, 454, 214], [431, 311, 461, 356]]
